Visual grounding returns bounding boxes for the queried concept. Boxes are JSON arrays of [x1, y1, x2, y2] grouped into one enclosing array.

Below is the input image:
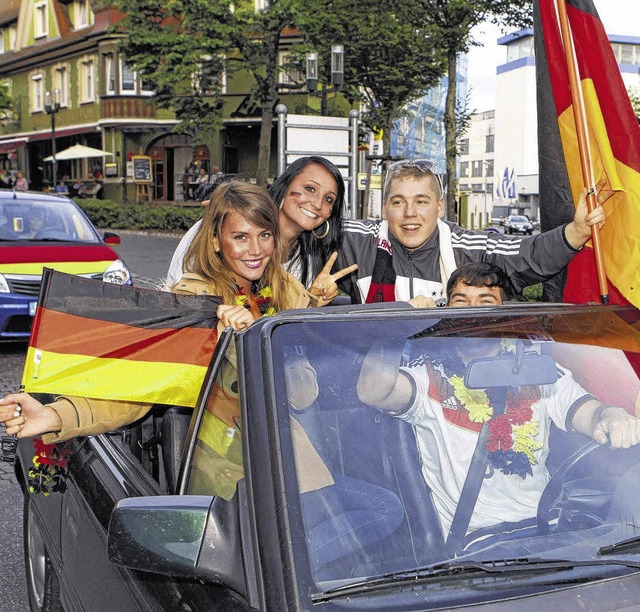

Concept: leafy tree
[[629, 87, 640, 122], [0, 82, 12, 123], [114, 0, 232, 143], [113, 0, 298, 185], [296, 0, 446, 153], [415, 0, 532, 220]]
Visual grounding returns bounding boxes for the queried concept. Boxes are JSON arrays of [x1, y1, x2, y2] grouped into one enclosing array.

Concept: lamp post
[[44, 89, 60, 184], [306, 45, 344, 116]]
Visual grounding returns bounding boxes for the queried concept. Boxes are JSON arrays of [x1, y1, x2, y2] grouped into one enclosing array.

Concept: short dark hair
[[446, 262, 511, 304]]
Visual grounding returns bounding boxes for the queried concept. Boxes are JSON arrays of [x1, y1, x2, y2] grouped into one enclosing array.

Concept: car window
[[509, 215, 529, 223], [0, 199, 100, 242], [268, 309, 640, 600]]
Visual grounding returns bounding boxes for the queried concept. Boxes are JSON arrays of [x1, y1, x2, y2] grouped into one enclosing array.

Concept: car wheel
[[23, 498, 63, 612]]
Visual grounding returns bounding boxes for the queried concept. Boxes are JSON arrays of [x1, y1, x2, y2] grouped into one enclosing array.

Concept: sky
[[467, 0, 640, 112]]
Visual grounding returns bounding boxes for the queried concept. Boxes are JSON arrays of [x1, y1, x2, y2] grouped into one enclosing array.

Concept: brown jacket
[[41, 272, 332, 493]]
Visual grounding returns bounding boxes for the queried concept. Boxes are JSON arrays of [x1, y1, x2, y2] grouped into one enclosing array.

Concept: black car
[[12, 302, 640, 611], [504, 215, 534, 235]]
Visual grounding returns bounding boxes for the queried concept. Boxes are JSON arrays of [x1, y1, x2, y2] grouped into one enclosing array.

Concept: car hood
[[0, 244, 119, 276]]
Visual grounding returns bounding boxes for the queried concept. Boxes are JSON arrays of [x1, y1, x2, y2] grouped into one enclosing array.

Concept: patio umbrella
[[43, 144, 114, 161]]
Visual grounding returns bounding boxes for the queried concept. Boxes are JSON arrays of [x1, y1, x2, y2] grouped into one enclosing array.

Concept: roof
[[0, 0, 20, 26]]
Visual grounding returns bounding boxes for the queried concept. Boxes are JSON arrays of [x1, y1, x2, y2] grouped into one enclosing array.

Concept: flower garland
[[28, 439, 71, 496], [449, 375, 542, 479], [234, 283, 276, 316]]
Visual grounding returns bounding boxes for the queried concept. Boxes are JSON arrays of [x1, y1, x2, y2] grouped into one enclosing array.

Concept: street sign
[[357, 173, 382, 191]]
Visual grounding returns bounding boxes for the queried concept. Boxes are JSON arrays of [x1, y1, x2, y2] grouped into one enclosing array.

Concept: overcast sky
[[467, 0, 640, 112]]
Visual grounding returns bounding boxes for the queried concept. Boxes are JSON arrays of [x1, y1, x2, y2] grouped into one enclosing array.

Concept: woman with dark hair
[[166, 157, 352, 293]]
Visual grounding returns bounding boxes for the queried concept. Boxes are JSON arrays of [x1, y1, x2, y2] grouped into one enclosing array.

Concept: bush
[[522, 283, 543, 302], [74, 199, 202, 232]]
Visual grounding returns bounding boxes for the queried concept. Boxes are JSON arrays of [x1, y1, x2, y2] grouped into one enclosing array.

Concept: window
[[30, 73, 44, 113], [278, 51, 304, 88], [254, 0, 269, 9], [121, 61, 136, 92], [459, 161, 469, 178], [75, 0, 90, 28], [35, 2, 48, 38], [105, 55, 116, 95], [79, 58, 95, 103], [486, 134, 494, 153], [471, 183, 483, 192], [472, 161, 483, 177], [0, 29, 4, 54], [53, 65, 69, 108], [485, 182, 493, 195], [459, 139, 469, 155], [193, 56, 226, 95], [484, 159, 494, 177], [8, 25, 16, 51]]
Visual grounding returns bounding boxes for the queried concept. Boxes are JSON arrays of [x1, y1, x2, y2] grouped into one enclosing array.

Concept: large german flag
[[535, 0, 640, 307], [21, 269, 221, 408]]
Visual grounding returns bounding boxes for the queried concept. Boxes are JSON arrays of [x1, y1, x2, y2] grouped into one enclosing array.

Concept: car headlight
[[103, 259, 131, 285], [0, 273, 9, 293]]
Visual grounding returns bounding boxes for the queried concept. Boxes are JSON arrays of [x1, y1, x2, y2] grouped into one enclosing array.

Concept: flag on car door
[[534, 0, 640, 307], [21, 269, 220, 408]]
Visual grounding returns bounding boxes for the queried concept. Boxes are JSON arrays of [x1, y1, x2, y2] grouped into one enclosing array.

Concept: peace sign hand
[[309, 252, 358, 307]]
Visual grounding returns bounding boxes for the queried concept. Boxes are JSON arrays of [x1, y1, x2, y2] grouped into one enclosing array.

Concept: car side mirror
[[103, 231, 121, 246], [107, 495, 246, 596]]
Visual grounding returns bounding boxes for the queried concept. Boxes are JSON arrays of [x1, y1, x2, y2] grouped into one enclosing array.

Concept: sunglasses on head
[[384, 159, 443, 195]]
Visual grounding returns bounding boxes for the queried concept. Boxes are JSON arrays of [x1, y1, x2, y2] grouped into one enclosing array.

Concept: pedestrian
[[0, 168, 13, 188], [337, 159, 609, 305], [14, 170, 29, 192], [55, 179, 69, 195]]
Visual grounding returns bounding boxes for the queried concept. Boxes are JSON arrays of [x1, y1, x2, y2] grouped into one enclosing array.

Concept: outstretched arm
[[0, 393, 61, 438], [357, 341, 413, 413], [571, 399, 640, 449]]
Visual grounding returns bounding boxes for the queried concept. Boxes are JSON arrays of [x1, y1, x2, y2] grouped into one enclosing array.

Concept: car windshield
[[268, 305, 640, 603], [0, 198, 100, 243], [510, 216, 529, 223]]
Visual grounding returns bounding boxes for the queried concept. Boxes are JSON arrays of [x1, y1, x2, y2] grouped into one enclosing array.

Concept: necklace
[[448, 375, 542, 479], [234, 282, 276, 316]]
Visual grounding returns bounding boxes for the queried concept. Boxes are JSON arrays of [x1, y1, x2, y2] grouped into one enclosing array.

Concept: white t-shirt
[[399, 362, 591, 534]]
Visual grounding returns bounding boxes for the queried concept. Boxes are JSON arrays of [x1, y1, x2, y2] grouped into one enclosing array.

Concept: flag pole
[[554, 0, 609, 304]]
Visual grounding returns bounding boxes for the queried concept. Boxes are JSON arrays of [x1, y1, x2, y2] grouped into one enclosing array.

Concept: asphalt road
[[0, 227, 187, 611]]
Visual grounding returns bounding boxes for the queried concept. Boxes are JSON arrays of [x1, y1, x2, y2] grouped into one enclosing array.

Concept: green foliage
[[295, 0, 446, 138], [628, 87, 640, 121], [522, 283, 543, 302], [0, 81, 12, 121], [74, 199, 203, 231]]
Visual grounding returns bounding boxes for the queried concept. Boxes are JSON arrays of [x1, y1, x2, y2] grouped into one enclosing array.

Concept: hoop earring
[[312, 220, 330, 240]]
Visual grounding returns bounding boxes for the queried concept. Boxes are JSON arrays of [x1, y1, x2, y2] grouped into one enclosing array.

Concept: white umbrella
[[43, 144, 114, 162]]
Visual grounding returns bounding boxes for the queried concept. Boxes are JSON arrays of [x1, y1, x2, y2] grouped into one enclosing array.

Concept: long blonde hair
[[182, 181, 295, 312]]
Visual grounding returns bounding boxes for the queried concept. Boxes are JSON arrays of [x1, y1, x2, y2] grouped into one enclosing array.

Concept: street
[[0, 228, 185, 611]]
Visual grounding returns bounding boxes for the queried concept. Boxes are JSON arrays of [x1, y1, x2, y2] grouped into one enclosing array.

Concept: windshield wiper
[[599, 535, 640, 556], [313, 557, 640, 602]]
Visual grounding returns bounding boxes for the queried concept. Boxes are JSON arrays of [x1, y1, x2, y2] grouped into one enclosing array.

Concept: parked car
[[504, 214, 534, 235], [0, 190, 131, 341], [11, 301, 640, 611]]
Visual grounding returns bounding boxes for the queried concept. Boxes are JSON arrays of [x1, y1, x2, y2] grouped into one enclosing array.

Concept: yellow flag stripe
[[558, 78, 640, 308], [22, 347, 206, 408], [1, 261, 115, 275]]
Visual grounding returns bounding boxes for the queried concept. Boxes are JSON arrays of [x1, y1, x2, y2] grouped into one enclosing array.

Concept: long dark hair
[[269, 156, 345, 288]]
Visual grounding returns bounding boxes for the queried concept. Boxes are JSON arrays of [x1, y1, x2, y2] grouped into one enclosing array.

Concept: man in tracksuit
[[337, 160, 607, 305]]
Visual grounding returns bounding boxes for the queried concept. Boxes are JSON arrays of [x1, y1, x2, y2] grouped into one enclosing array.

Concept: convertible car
[[11, 301, 640, 611]]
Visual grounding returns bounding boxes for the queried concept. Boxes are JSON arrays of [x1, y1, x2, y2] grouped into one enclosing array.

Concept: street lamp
[[44, 89, 60, 184], [306, 44, 344, 116]]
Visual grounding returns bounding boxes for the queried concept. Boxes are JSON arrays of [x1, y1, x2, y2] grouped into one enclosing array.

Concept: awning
[[0, 138, 28, 154], [29, 126, 99, 141]]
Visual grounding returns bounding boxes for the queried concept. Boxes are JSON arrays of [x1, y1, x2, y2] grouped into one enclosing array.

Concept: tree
[[629, 87, 640, 122], [0, 82, 12, 124], [114, 0, 232, 144], [415, 0, 532, 220], [296, 0, 446, 153], [113, 0, 298, 185]]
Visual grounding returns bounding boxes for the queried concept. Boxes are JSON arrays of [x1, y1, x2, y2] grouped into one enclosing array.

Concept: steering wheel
[[536, 439, 601, 534]]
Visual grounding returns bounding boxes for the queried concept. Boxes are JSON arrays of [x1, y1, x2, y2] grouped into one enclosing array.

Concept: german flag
[[21, 269, 220, 408], [535, 0, 640, 308]]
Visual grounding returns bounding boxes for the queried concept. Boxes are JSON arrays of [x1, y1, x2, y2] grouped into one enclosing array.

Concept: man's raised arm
[[357, 341, 413, 413]]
